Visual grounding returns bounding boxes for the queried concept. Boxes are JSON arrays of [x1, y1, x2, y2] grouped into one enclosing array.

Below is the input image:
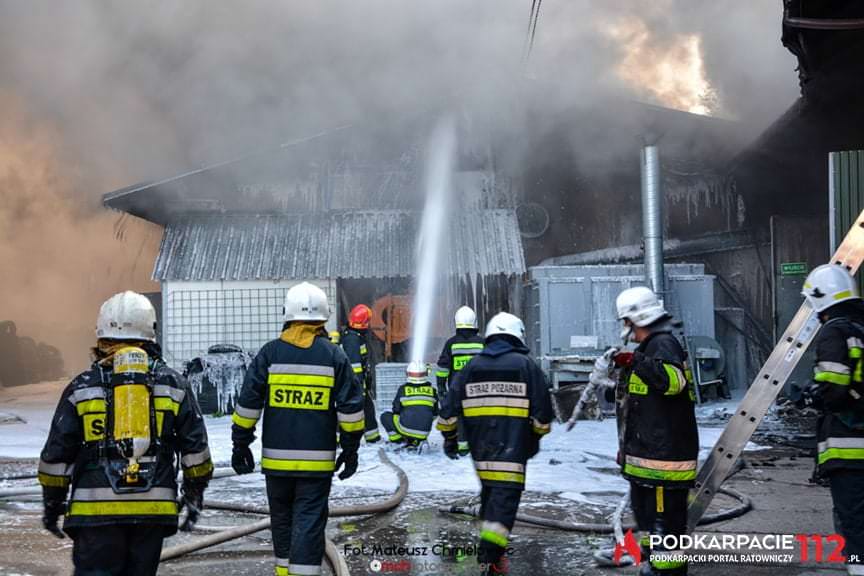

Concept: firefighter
[[341, 304, 381, 443], [435, 306, 484, 457], [801, 264, 864, 576], [437, 312, 553, 575], [613, 286, 697, 576], [380, 361, 439, 449], [231, 282, 365, 576], [38, 291, 213, 576]]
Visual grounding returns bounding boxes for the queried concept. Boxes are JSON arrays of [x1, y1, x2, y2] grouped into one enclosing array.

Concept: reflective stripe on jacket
[[812, 306, 864, 474], [435, 330, 484, 389], [438, 337, 553, 489], [391, 383, 439, 440], [618, 329, 698, 487], [38, 360, 212, 532], [341, 329, 370, 389], [232, 335, 364, 477]]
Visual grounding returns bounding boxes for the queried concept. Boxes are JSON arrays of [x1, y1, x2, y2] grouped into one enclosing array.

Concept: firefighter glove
[[796, 383, 823, 410], [594, 347, 618, 374], [231, 444, 255, 475], [340, 429, 362, 454], [178, 480, 206, 532], [443, 433, 459, 460], [335, 449, 358, 480], [231, 423, 256, 447], [42, 497, 66, 539]]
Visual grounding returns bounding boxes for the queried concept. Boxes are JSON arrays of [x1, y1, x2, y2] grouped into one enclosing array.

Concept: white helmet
[[406, 361, 430, 384], [616, 286, 668, 328], [454, 306, 478, 330], [283, 282, 330, 322], [96, 291, 157, 342], [484, 312, 526, 344], [802, 264, 859, 313]]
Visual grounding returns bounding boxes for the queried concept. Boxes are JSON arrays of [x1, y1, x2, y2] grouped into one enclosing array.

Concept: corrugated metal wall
[[153, 210, 525, 282]]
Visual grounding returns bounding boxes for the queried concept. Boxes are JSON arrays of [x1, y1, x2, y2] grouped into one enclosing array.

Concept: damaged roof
[[153, 210, 525, 281]]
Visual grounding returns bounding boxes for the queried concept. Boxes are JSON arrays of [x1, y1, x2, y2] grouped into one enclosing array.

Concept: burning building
[[103, 118, 526, 370], [101, 0, 864, 400]]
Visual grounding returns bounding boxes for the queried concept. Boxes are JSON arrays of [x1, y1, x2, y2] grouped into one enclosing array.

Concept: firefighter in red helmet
[[341, 304, 381, 443]]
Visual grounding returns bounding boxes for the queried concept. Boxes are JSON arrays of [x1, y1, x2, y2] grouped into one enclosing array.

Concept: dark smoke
[[0, 1, 798, 371]]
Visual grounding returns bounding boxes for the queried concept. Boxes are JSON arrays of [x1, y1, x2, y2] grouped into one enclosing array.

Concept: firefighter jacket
[[811, 300, 864, 474], [437, 336, 554, 489], [341, 328, 372, 391], [617, 327, 698, 488], [435, 329, 485, 393], [232, 332, 365, 477], [37, 357, 213, 533], [390, 382, 439, 441]]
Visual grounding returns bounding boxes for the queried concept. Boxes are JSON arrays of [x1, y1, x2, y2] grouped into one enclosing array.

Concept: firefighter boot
[[480, 555, 510, 576]]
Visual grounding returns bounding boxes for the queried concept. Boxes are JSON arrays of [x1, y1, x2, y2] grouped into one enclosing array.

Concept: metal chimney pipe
[[641, 145, 665, 295]]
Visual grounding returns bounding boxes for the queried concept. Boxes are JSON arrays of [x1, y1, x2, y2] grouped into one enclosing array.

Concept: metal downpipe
[[641, 145, 665, 295]]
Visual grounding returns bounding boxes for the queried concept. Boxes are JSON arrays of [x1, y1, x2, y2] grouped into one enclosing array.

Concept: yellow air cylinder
[[112, 347, 152, 467]]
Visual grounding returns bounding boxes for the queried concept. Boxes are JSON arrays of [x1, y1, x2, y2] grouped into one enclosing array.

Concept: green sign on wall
[[780, 262, 808, 276]]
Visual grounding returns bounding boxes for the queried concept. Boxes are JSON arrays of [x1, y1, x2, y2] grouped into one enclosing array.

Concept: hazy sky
[[0, 1, 799, 370]]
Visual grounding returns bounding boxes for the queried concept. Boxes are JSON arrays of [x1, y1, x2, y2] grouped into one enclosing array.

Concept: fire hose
[[0, 465, 246, 500], [439, 486, 751, 534], [326, 538, 352, 576], [0, 451, 406, 575], [160, 448, 408, 566], [0, 486, 40, 498], [0, 466, 236, 483], [165, 517, 350, 576], [0, 473, 38, 481]]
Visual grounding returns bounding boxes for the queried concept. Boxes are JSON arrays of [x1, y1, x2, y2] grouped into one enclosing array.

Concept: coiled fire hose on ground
[[160, 447, 408, 573]]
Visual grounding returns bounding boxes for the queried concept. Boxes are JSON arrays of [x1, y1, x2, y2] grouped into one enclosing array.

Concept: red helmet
[[348, 304, 372, 330]]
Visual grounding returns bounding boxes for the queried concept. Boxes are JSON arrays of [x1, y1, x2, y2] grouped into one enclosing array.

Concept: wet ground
[[158, 491, 619, 576], [0, 463, 621, 576], [0, 395, 849, 576], [0, 450, 847, 576]]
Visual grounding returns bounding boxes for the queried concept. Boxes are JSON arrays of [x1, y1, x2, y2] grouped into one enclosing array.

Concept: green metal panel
[[831, 150, 864, 295]]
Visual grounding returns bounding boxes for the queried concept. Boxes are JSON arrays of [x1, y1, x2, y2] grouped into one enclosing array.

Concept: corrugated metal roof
[[153, 210, 525, 281]]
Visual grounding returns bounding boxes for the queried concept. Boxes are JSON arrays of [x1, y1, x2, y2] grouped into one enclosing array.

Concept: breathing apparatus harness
[[94, 346, 163, 494]]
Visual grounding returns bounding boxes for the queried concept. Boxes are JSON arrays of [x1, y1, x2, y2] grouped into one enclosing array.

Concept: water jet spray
[[409, 117, 456, 365]]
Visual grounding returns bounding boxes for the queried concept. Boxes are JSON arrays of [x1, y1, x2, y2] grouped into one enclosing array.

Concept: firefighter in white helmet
[[38, 291, 213, 575], [435, 306, 484, 457], [604, 286, 697, 575], [380, 361, 439, 450], [232, 282, 364, 576], [438, 312, 553, 575], [801, 264, 864, 575]]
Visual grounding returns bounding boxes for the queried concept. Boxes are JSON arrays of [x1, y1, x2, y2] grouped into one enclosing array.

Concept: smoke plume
[[0, 1, 798, 371], [0, 94, 161, 372]]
